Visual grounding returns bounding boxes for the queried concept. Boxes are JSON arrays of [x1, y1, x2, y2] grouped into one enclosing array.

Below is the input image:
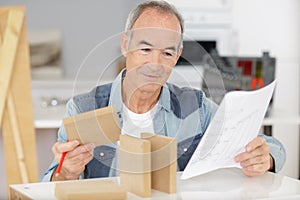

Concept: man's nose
[[149, 49, 162, 65]]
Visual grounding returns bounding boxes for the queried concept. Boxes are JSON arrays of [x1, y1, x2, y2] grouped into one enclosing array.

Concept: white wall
[[231, 0, 300, 178], [0, 0, 141, 80]]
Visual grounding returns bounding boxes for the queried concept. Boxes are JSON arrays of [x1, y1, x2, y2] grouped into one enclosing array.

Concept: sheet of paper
[[181, 81, 276, 180]]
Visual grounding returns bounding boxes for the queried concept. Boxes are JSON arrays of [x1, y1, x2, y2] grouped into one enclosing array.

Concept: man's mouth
[[142, 73, 160, 81]]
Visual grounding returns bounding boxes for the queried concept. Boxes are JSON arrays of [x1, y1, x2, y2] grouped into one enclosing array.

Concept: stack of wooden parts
[[62, 106, 177, 198], [120, 133, 177, 197]]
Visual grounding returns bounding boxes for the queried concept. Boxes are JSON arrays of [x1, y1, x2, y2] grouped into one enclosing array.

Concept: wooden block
[[120, 134, 151, 198], [63, 106, 121, 145], [54, 179, 126, 200], [141, 133, 177, 194]]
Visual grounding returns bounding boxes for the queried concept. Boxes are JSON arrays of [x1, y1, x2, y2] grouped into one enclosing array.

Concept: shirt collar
[[158, 83, 171, 112]]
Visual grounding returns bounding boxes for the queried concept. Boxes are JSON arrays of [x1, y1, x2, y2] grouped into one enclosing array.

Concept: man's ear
[[121, 33, 128, 57]]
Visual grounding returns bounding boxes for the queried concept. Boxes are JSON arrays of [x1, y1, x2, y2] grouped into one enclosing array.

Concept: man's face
[[121, 9, 182, 93]]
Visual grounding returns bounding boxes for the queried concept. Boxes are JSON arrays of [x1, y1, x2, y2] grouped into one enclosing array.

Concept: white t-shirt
[[121, 103, 158, 138]]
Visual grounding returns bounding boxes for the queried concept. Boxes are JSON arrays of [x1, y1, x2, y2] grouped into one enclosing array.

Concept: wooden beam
[[0, 9, 24, 125], [7, 93, 29, 183]]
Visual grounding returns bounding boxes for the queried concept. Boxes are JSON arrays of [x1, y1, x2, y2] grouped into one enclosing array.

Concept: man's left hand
[[234, 136, 274, 177]]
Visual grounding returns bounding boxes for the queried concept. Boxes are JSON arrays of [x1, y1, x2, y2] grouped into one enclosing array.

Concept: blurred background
[[0, 0, 299, 198]]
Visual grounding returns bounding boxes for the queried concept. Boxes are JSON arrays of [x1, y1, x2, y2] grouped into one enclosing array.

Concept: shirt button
[[183, 148, 188, 153], [100, 152, 105, 157]]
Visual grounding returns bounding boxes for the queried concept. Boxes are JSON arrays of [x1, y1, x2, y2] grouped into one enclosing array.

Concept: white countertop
[[10, 168, 300, 199]]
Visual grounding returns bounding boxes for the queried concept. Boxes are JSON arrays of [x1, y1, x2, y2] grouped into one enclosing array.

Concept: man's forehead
[[128, 28, 182, 48]]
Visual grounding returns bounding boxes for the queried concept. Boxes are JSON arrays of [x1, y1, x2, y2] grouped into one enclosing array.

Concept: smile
[[142, 73, 160, 81]]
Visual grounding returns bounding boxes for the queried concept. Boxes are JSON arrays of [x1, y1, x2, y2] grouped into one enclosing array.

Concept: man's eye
[[140, 48, 151, 53], [163, 51, 175, 57]]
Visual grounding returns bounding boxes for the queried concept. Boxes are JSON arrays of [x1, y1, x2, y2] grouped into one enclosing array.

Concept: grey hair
[[124, 0, 184, 49]]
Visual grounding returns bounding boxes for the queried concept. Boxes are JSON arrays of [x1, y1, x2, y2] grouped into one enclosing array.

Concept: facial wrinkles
[[124, 9, 180, 90], [138, 64, 164, 77]]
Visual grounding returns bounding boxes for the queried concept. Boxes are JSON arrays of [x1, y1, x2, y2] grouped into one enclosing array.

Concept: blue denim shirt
[[41, 70, 286, 181]]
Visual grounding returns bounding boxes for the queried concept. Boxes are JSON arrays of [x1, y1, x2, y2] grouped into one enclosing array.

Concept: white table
[[10, 168, 300, 200]]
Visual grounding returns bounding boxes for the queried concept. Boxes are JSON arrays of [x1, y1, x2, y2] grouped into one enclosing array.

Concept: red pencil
[[55, 139, 69, 176]]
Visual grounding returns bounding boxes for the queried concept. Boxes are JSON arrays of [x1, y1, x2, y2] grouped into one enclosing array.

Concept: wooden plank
[[1, 6, 38, 191], [55, 179, 126, 200], [0, 8, 24, 125], [120, 134, 151, 198], [141, 133, 177, 194], [63, 106, 121, 145], [7, 93, 29, 183]]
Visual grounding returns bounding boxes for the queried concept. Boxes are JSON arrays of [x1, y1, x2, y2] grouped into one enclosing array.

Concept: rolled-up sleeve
[[259, 134, 286, 172]]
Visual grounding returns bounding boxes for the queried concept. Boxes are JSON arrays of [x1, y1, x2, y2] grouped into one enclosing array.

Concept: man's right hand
[[51, 140, 96, 181]]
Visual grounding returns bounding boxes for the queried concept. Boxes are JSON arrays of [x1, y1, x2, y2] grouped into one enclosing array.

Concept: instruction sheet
[[181, 81, 276, 180]]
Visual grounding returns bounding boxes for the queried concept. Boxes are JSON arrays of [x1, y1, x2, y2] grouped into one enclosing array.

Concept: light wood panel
[[63, 106, 121, 145], [120, 134, 151, 198], [0, 6, 38, 194], [142, 133, 177, 194], [55, 179, 126, 200]]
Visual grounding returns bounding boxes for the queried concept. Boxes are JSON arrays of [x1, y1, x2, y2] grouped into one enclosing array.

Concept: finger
[[235, 142, 269, 162], [245, 137, 265, 152], [242, 167, 265, 177], [66, 143, 95, 158], [235, 148, 265, 162], [62, 152, 94, 174], [67, 151, 94, 164], [61, 163, 86, 177], [54, 140, 80, 153], [52, 141, 79, 162], [245, 162, 269, 172], [240, 154, 270, 168]]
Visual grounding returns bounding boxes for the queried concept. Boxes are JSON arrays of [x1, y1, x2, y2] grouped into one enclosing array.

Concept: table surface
[[10, 168, 300, 200]]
